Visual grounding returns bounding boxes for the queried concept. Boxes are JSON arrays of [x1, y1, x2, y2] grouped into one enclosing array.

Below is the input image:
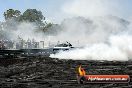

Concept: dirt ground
[[0, 57, 132, 88]]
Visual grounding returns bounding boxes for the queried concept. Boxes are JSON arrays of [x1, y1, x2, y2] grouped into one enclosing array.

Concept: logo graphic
[[77, 65, 130, 84]]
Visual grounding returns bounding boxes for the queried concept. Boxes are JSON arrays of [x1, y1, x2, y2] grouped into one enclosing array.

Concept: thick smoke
[[50, 34, 132, 61], [13, 22, 44, 41], [51, 18, 132, 60], [48, 16, 129, 46], [50, 0, 132, 61], [0, 20, 51, 46], [0, 0, 132, 61]]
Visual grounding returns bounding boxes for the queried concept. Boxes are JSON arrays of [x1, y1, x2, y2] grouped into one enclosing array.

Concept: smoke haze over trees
[[1, 8, 132, 61], [0, 9, 62, 40], [0, 9, 130, 43], [0, 8, 130, 43]]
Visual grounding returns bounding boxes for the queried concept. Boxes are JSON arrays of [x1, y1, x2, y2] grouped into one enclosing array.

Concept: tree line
[[2, 9, 61, 35]]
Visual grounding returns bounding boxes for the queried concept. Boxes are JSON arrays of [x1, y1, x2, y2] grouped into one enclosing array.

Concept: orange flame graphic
[[78, 65, 86, 76]]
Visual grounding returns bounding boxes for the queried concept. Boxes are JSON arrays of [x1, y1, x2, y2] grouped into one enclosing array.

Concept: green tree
[[3, 9, 60, 35], [20, 9, 45, 22], [41, 23, 61, 35], [43, 23, 53, 32], [4, 9, 21, 20]]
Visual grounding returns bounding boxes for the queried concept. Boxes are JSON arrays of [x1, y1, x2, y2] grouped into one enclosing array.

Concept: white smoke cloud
[[0, 0, 131, 61], [4, 22, 43, 41], [50, 18, 132, 61], [50, 34, 132, 61], [48, 16, 128, 46], [49, 0, 132, 61], [13, 22, 47, 42], [12, 22, 37, 40], [50, 43, 128, 61], [1, 21, 49, 44], [110, 35, 132, 58]]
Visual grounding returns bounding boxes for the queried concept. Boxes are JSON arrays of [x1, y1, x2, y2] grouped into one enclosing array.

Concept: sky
[[0, 0, 132, 23]]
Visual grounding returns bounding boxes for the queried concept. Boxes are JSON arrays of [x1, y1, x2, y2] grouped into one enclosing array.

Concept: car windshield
[[55, 43, 68, 47]]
